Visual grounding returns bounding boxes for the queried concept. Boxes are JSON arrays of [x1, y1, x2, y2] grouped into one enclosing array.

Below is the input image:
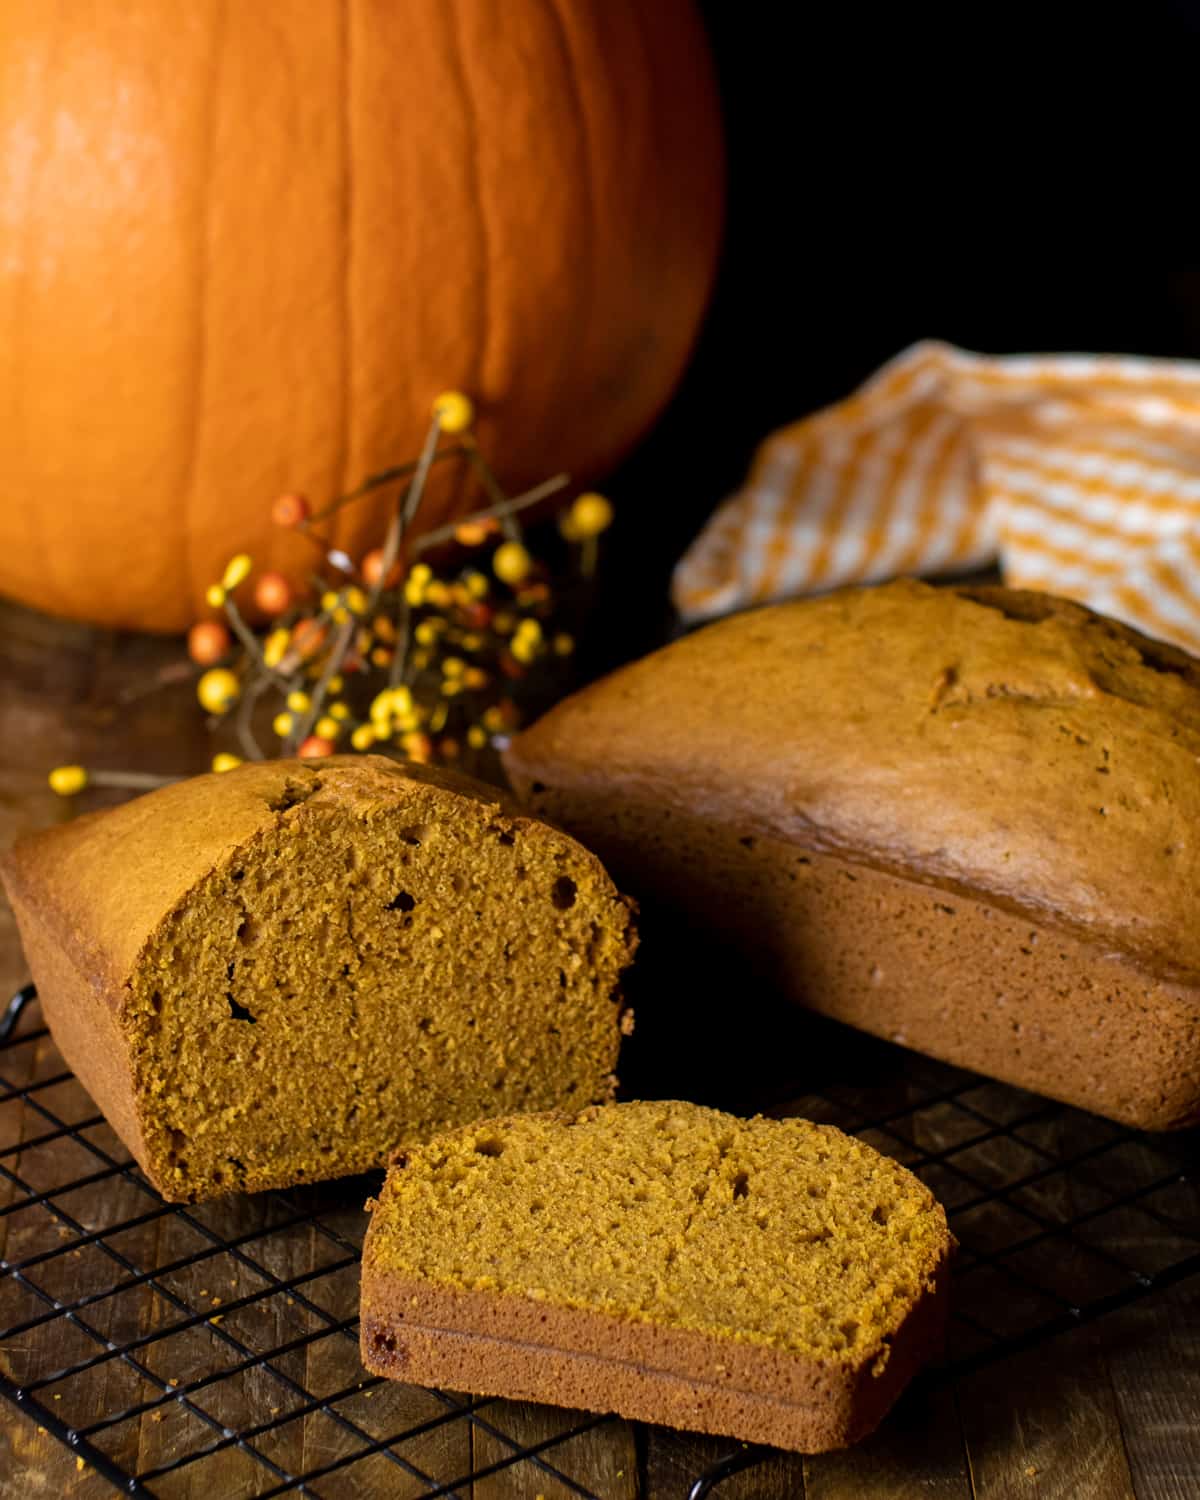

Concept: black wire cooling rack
[[2, 980, 1199, 1499]]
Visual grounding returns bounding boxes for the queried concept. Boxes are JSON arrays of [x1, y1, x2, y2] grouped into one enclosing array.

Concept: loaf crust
[[504, 581, 1200, 1128], [1, 756, 636, 1199], [360, 1265, 950, 1452], [360, 1102, 954, 1453]]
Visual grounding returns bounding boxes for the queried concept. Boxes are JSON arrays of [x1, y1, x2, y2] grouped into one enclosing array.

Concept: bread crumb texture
[[4, 757, 635, 1202], [366, 1100, 951, 1364]]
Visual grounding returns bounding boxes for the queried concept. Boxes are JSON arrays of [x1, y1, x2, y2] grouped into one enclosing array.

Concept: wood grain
[[805, 1381, 973, 1499], [1, 598, 1199, 1499], [958, 1326, 1133, 1500]]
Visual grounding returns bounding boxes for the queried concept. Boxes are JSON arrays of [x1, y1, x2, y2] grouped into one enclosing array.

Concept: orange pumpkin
[[0, 0, 723, 631]]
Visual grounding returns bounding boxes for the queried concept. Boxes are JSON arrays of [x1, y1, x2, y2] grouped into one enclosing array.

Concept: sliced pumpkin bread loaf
[[1, 756, 636, 1202], [360, 1100, 953, 1452]]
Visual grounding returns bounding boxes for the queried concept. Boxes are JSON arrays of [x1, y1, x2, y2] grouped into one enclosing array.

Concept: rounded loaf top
[[506, 580, 1200, 981], [1, 755, 611, 993]]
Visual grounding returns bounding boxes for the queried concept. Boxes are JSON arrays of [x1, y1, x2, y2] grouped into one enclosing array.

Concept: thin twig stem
[[288, 616, 356, 750], [412, 474, 570, 553], [89, 771, 180, 791]]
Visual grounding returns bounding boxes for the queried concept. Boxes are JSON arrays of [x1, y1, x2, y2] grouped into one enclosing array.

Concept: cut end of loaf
[[51, 758, 637, 1202], [361, 1100, 953, 1452]]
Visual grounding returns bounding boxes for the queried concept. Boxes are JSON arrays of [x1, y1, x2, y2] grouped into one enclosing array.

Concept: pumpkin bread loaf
[[360, 1100, 953, 1453], [1, 756, 636, 1202], [505, 580, 1200, 1129]]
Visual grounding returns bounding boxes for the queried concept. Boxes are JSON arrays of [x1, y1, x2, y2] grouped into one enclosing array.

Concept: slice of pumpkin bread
[[1, 756, 636, 1203], [360, 1100, 953, 1452]]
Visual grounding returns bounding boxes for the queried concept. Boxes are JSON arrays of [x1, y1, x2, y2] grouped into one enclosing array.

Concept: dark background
[[599, 0, 1200, 665]]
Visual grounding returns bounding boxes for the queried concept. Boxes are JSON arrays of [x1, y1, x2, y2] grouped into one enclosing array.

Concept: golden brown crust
[[0, 756, 636, 1200], [359, 1103, 953, 1453], [503, 581, 1200, 1128], [0, 756, 530, 1002], [506, 580, 1200, 983], [360, 1262, 951, 1452]]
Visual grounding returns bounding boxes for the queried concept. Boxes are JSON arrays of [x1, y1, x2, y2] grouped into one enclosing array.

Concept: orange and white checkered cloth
[[672, 340, 1200, 654]]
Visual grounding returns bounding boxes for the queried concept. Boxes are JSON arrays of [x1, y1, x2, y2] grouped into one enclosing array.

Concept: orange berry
[[290, 617, 327, 658], [454, 518, 499, 547], [297, 735, 335, 758], [460, 602, 492, 631], [401, 731, 433, 763], [253, 571, 292, 616], [187, 620, 231, 666], [272, 493, 309, 528], [362, 549, 401, 589]]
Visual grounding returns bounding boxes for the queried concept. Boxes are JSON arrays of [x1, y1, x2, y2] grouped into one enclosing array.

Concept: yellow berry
[[263, 628, 291, 668], [568, 492, 614, 538], [553, 632, 575, 656], [432, 390, 474, 434], [48, 764, 88, 796], [511, 636, 538, 664], [350, 724, 376, 751], [211, 753, 243, 774], [515, 617, 542, 642], [328, 701, 351, 721], [405, 578, 427, 607], [442, 656, 465, 678], [467, 725, 488, 750], [332, 606, 350, 625], [410, 649, 431, 672], [426, 581, 451, 608], [205, 583, 227, 609], [286, 690, 311, 714], [321, 590, 340, 613], [221, 553, 253, 591], [273, 712, 294, 738], [463, 667, 489, 690], [371, 689, 395, 720], [315, 715, 340, 741], [370, 647, 393, 669], [390, 686, 414, 714], [414, 620, 439, 646], [493, 541, 533, 585], [197, 668, 241, 714], [463, 571, 489, 599], [394, 709, 419, 732], [326, 674, 344, 694], [411, 563, 433, 586], [441, 679, 463, 697], [344, 586, 368, 616]]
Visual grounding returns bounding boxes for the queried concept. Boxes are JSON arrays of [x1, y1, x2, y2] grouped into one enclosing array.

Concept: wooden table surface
[[0, 597, 1198, 1500]]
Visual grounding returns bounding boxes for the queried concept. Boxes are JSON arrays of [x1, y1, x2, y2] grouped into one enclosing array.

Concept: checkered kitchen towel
[[672, 340, 1200, 654]]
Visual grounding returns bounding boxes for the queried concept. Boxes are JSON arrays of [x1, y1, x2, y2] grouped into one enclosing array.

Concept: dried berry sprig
[[49, 390, 612, 797]]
